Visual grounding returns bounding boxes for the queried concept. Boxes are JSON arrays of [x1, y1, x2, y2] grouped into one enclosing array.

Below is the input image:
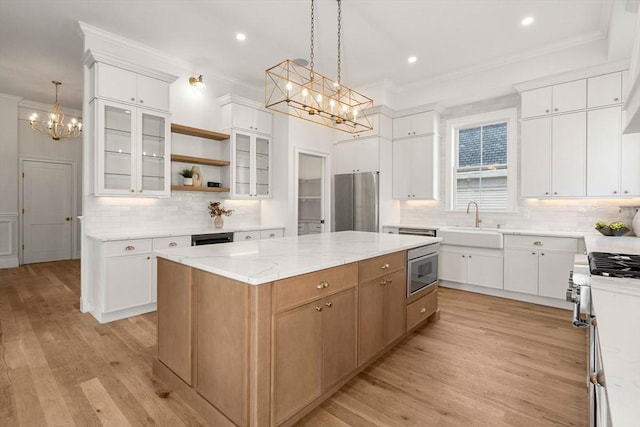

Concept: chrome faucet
[[466, 201, 481, 228]]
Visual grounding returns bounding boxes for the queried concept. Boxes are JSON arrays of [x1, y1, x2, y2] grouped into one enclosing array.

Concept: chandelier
[[29, 81, 82, 141], [265, 0, 373, 134]]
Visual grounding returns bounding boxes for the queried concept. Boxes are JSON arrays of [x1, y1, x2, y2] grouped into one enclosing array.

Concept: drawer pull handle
[[533, 241, 542, 246], [380, 280, 387, 286], [245, 236, 252, 240], [317, 281, 329, 289], [381, 263, 390, 269], [269, 233, 275, 237], [169, 242, 177, 247], [325, 302, 333, 308], [420, 307, 427, 314], [315, 306, 323, 312], [386, 278, 393, 283], [125, 246, 135, 251]]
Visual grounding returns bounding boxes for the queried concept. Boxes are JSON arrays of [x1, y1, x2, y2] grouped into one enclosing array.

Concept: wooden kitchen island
[[152, 231, 440, 426]]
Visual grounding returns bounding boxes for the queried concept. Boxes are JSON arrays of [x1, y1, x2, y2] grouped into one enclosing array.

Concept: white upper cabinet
[[222, 130, 271, 199], [521, 80, 586, 119], [587, 72, 622, 109], [551, 112, 586, 197], [337, 113, 393, 141], [392, 111, 438, 139], [334, 138, 379, 174], [221, 101, 272, 135], [93, 62, 170, 112], [587, 107, 621, 197], [521, 118, 552, 197], [392, 135, 439, 200]]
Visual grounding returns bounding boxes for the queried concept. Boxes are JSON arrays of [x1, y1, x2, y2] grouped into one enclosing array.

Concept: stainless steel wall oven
[[407, 243, 439, 297]]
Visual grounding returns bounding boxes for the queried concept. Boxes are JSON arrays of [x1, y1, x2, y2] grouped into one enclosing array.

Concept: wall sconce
[[189, 75, 206, 94]]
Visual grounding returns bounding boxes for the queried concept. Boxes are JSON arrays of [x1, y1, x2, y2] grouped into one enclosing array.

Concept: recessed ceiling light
[[408, 56, 417, 64], [521, 16, 534, 27], [236, 33, 246, 41]]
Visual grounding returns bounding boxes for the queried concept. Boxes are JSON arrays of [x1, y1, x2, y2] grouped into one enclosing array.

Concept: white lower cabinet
[[439, 246, 503, 289], [236, 228, 285, 241], [103, 239, 153, 313], [503, 235, 578, 299]]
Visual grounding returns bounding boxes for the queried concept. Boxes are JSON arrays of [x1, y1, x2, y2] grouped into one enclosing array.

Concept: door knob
[[65, 217, 71, 221]]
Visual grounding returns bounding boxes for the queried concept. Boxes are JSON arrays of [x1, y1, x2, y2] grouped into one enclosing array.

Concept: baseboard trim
[[90, 302, 157, 324], [0, 257, 19, 269]]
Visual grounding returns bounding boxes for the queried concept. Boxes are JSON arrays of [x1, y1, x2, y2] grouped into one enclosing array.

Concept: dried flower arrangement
[[208, 201, 234, 218]]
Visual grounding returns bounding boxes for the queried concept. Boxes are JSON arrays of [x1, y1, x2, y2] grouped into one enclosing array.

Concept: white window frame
[[445, 108, 518, 213]]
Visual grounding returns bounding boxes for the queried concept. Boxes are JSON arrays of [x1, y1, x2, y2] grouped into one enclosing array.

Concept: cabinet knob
[[613, 190, 617, 194], [412, 194, 416, 197], [146, 256, 151, 260], [541, 252, 545, 256], [316, 281, 329, 289], [315, 306, 323, 312], [614, 97, 619, 102], [554, 192, 558, 195], [532, 252, 536, 255], [131, 189, 135, 193], [386, 278, 393, 283], [624, 190, 629, 194], [269, 233, 275, 237], [131, 97, 135, 101], [139, 99, 144, 104], [245, 235, 252, 240], [381, 263, 390, 269], [380, 279, 388, 286], [533, 241, 542, 246], [545, 192, 549, 195], [590, 371, 605, 387], [139, 189, 143, 193], [462, 255, 465, 258], [325, 302, 333, 308], [420, 307, 427, 314], [545, 109, 550, 113], [169, 242, 177, 247], [65, 217, 71, 221], [407, 132, 411, 135], [554, 108, 558, 112], [468, 255, 472, 258], [125, 246, 135, 251]]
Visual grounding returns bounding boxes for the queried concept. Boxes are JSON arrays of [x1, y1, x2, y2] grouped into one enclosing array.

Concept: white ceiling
[[0, 0, 630, 111]]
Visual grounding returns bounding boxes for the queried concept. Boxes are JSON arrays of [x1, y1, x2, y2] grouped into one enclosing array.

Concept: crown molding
[[0, 93, 23, 102], [513, 59, 630, 92], [82, 49, 178, 83], [398, 30, 607, 94], [216, 93, 265, 110]]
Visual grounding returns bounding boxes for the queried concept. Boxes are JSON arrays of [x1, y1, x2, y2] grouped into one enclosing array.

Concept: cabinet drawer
[[504, 235, 577, 252], [273, 263, 358, 312], [359, 251, 406, 283], [406, 289, 437, 331], [104, 239, 152, 257], [152, 235, 191, 250], [261, 228, 284, 239], [235, 231, 261, 241]]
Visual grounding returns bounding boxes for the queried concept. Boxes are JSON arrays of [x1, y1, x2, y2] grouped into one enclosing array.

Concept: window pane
[[481, 123, 507, 166], [458, 127, 481, 168]]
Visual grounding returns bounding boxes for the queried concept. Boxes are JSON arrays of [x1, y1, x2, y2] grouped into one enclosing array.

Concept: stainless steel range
[[566, 252, 640, 427]]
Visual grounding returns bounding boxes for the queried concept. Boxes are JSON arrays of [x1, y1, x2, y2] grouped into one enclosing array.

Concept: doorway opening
[[296, 152, 327, 235]]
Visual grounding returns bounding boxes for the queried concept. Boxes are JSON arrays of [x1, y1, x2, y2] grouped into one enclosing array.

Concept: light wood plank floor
[[0, 260, 588, 426]]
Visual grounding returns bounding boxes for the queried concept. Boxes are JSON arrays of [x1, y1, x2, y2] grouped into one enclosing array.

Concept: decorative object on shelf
[[633, 209, 640, 236], [208, 201, 234, 229], [595, 221, 630, 236], [207, 182, 221, 187], [29, 81, 82, 141], [191, 166, 203, 187], [179, 168, 194, 186], [265, 0, 373, 134], [189, 75, 206, 94]]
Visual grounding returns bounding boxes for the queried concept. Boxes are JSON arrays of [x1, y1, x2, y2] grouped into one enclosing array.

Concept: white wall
[[0, 94, 20, 267]]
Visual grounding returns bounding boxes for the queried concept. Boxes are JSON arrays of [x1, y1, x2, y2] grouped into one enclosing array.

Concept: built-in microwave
[[407, 243, 439, 297]]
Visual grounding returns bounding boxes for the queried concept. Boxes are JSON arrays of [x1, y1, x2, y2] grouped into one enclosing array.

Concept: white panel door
[[552, 79, 586, 114], [621, 130, 640, 196], [552, 112, 586, 197], [23, 161, 73, 264], [504, 249, 538, 295], [538, 251, 575, 299], [587, 107, 621, 197], [334, 141, 359, 174], [356, 137, 379, 173], [411, 136, 437, 199], [467, 253, 503, 289], [392, 139, 412, 199], [438, 249, 467, 283], [136, 74, 170, 111], [587, 72, 622, 109], [521, 118, 552, 197], [104, 254, 152, 312], [521, 86, 552, 119]]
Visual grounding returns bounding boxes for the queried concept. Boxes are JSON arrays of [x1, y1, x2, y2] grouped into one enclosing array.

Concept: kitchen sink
[[438, 227, 503, 249]]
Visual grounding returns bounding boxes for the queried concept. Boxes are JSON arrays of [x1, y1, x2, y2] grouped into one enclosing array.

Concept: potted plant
[[595, 221, 630, 236], [208, 201, 234, 228], [179, 168, 194, 186]]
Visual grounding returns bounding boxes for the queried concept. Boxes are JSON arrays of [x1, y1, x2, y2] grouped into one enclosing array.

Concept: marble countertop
[[384, 224, 595, 238], [154, 231, 440, 285], [86, 225, 286, 241], [584, 235, 640, 426]]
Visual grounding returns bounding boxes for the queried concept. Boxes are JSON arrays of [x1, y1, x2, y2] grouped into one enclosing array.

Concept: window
[[446, 108, 517, 212]]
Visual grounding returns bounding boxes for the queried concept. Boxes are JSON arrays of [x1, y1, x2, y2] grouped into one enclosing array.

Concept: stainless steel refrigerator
[[334, 172, 379, 232]]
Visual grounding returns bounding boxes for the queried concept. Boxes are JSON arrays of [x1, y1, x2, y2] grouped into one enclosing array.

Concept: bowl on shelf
[[596, 226, 630, 236]]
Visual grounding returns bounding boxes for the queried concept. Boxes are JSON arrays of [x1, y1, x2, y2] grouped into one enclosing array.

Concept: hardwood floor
[[0, 260, 588, 426]]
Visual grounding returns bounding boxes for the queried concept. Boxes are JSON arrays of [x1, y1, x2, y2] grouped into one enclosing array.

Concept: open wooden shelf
[[171, 123, 230, 140], [171, 185, 230, 193], [171, 154, 230, 167]]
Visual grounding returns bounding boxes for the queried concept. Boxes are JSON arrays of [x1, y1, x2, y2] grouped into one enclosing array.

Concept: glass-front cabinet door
[[96, 99, 170, 196], [230, 131, 271, 198], [137, 110, 170, 196], [98, 100, 136, 195], [255, 135, 270, 197]]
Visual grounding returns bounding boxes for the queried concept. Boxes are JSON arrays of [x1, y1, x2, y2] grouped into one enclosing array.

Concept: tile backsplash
[[83, 192, 261, 234], [399, 198, 640, 233]]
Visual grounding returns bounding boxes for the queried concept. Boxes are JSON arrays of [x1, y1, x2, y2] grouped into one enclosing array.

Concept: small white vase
[[183, 177, 193, 186], [632, 209, 640, 237]]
